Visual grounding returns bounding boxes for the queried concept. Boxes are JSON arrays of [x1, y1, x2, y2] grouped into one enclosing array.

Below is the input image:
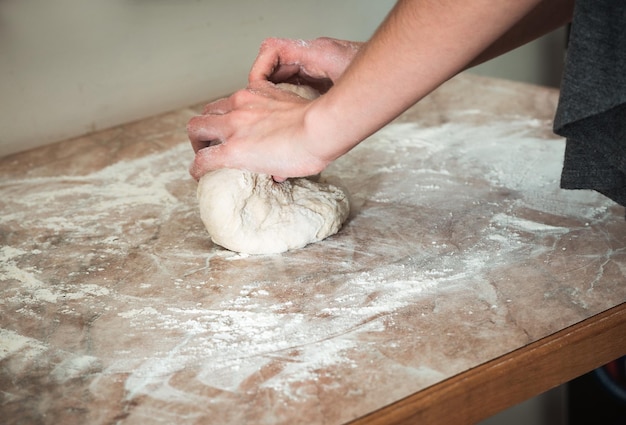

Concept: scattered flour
[[0, 328, 48, 361], [51, 355, 102, 383], [1, 246, 110, 305], [2, 115, 621, 415], [491, 213, 570, 234]]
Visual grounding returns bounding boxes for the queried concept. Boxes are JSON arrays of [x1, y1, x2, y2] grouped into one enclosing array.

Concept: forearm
[[305, 0, 547, 162], [468, 0, 574, 68]]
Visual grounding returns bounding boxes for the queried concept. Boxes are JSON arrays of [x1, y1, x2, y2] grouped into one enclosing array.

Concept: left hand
[[248, 37, 362, 93]]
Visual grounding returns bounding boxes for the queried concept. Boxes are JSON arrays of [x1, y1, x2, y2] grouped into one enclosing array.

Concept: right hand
[[248, 37, 362, 93], [188, 80, 332, 182]]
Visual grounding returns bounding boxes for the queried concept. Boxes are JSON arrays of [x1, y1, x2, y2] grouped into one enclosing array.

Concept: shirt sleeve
[[553, 0, 626, 207]]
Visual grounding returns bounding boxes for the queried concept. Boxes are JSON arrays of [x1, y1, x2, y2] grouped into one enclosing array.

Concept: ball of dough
[[197, 169, 350, 254], [196, 83, 350, 254]]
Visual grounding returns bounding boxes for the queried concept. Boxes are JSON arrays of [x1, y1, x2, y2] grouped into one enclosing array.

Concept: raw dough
[[196, 83, 351, 255], [197, 170, 350, 254]]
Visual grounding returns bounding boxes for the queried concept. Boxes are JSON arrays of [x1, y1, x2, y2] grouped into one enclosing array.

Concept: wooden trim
[[350, 302, 626, 425]]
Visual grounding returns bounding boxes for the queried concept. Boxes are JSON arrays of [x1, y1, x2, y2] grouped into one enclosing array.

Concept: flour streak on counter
[[0, 143, 191, 238], [1, 92, 625, 425]]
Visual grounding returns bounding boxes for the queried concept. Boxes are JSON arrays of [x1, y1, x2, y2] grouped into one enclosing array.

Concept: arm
[[304, 0, 573, 163], [468, 0, 573, 68], [188, 0, 574, 180]]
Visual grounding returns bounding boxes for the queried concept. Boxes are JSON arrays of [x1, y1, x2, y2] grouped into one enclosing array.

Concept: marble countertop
[[1, 74, 625, 425]]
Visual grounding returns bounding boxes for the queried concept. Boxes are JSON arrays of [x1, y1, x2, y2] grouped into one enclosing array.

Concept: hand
[[187, 81, 331, 181], [249, 37, 362, 93]]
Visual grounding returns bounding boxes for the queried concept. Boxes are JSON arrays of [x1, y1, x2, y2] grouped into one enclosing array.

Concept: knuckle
[[229, 89, 254, 107], [187, 115, 210, 133], [186, 116, 202, 134], [260, 37, 280, 50]]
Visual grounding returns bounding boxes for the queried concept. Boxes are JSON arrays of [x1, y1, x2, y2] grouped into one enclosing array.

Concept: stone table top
[[1, 74, 625, 425]]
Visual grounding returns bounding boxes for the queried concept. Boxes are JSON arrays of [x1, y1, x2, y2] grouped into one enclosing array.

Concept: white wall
[[0, 0, 395, 156]]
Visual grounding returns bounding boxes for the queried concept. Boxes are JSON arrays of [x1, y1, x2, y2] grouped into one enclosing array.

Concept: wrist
[[303, 92, 362, 167]]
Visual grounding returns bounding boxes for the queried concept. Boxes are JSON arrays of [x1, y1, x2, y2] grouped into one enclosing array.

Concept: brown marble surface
[[1, 74, 625, 425]]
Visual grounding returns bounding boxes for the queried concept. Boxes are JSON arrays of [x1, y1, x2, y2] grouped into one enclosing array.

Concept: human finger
[[202, 88, 260, 114], [187, 115, 226, 153], [189, 143, 230, 181], [266, 63, 302, 84], [202, 97, 231, 115], [248, 37, 290, 82]]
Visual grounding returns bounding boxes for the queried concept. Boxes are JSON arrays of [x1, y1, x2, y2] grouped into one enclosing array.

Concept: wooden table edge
[[349, 302, 626, 425]]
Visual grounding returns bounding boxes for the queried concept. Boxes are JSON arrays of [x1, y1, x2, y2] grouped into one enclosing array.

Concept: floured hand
[[187, 81, 331, 181], [249, 37, 362, 92]]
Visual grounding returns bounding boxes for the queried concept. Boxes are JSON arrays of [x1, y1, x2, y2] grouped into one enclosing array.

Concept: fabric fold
[[554, 0, 626, 207]]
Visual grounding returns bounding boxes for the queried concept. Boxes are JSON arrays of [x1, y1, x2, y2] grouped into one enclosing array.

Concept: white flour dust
[[1, 245, 111, 306], [0, 328, 48, 361], [0, 143, 192, 239], [2, 116, 620, 413]]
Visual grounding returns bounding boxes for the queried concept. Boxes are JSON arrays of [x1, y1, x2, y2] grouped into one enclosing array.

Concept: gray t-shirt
[[554, 0, 626, 207]]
